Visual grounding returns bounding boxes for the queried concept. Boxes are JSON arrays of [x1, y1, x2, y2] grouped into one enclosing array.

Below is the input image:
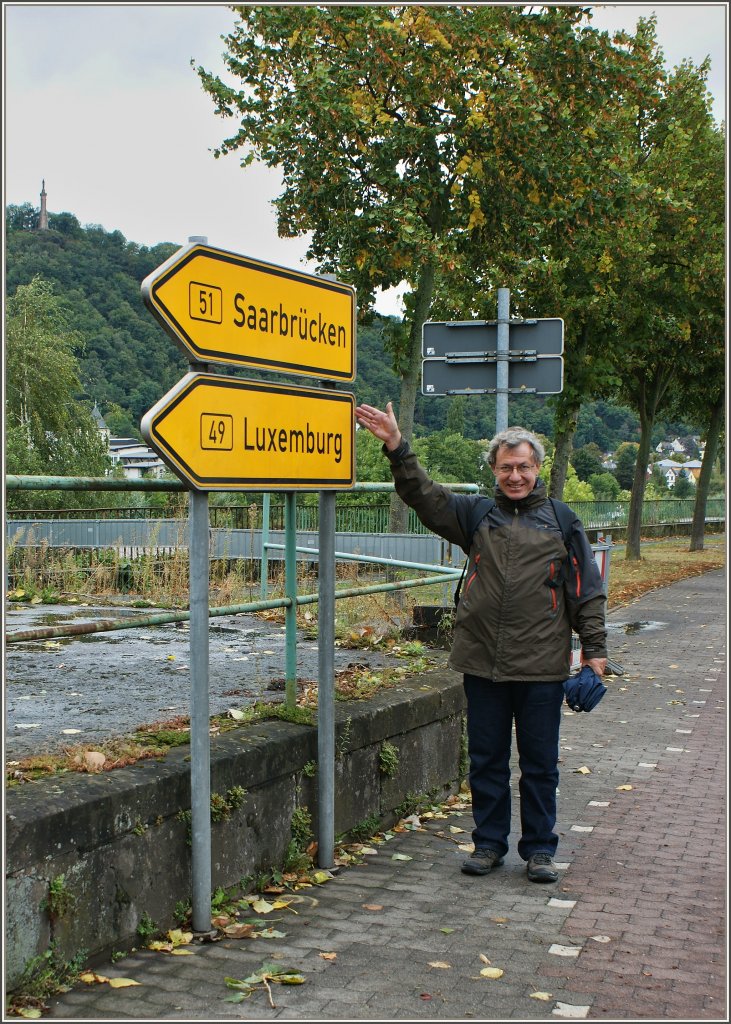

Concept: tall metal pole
[[189, 488, 211, 933], [284, 492, 298, 708], [496, 287, 510, 434], [186, 232, 213, 935], [317, 489, 336, 868]]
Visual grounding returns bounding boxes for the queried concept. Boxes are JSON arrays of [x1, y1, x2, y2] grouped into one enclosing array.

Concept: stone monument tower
[[38, 180, 49, 230]]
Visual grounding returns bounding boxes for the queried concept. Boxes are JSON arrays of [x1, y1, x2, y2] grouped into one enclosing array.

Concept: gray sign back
[[422, 318, 564, 357], [422, 356, 564, 396]]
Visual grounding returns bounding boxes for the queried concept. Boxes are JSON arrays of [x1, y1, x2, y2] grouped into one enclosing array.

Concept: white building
[[108, 437, 167, 480], [653, 458, 702, 488]]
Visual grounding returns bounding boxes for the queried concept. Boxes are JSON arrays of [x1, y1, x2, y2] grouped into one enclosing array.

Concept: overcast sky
[[4, 3, 727, 317]]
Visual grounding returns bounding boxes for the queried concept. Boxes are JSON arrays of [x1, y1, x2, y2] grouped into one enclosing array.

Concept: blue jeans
[[463, 675, 564, 861]]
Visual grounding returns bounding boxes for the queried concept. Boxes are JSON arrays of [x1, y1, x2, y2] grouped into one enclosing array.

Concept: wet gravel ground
[[4, 601, 414, 761]]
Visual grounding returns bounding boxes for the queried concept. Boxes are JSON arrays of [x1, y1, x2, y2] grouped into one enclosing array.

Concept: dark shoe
[[461, 848, 504, 875], [527, 852, 558, 883]]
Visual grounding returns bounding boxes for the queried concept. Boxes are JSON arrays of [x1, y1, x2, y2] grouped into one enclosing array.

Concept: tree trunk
[[388, 263, 436, 533], [549, 399, 580, 499], [624, 379, 663, 561], [689, 392, 723, 551]]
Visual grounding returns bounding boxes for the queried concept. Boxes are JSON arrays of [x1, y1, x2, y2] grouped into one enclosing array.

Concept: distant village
[[92, 403, 705, 489]]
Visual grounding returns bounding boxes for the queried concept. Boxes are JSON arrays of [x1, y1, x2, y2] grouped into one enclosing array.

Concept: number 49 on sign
[[201, 414, 233, 451]]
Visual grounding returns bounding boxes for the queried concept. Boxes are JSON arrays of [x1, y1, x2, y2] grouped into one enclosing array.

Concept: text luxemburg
[[243, 418, 343, 464], [233, 293, 348, 348]]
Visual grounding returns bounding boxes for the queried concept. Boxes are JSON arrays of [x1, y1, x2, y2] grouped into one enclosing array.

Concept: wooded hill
[[5, 205, 698, 450]]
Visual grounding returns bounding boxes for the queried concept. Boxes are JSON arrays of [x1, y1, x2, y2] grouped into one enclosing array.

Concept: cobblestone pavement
[[42, 570, 726, 1022]]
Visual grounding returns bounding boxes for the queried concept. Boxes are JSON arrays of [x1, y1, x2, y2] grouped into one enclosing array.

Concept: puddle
[[607, 621, 667, 634]]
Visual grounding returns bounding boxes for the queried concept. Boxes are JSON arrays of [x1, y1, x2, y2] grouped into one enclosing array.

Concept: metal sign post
[[188, 488, 212, 933], [317, 488, 336, 868], [496, 288, 510, 434]]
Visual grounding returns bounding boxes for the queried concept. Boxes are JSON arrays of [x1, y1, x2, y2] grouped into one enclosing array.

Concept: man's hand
[[583, 657, 607, 677], [355, 401, 402, 452]]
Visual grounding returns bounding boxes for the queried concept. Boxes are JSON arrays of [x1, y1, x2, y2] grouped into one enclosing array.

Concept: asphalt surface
[[20, 570, 731, 1020]]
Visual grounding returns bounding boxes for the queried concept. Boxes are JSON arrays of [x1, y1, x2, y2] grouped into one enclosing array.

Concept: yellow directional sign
[[141, 242, 356, 381], [141, 373, 355, 491]]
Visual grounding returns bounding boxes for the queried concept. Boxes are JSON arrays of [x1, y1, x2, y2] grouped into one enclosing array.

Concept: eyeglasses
[[494, 463, 536, 476]]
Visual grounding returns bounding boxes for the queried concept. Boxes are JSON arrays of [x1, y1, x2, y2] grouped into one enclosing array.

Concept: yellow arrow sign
[[141, 374, 355, 491], [141, 243, 356, 381]]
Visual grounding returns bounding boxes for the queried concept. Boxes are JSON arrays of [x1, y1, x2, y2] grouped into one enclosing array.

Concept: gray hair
[[486, 427, 545, 468]]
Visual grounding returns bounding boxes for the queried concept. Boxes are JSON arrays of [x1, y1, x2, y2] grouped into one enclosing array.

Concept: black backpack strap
[[454, 497, 494, 607], [548, 497, 577, 548]]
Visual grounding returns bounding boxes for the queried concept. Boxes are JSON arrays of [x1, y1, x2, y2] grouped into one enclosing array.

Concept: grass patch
[[607, 536, 725, 608]]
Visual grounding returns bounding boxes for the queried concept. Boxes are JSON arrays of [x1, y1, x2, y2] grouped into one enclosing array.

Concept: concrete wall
[[5, 671, 466, 988]]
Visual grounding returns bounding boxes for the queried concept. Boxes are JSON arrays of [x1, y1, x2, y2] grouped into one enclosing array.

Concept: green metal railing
[[4, 476, 477, 648], [8, 495, 725, 533]]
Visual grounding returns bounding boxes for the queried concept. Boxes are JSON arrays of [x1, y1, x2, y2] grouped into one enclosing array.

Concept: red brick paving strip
[[540, 572, 726, 1020]]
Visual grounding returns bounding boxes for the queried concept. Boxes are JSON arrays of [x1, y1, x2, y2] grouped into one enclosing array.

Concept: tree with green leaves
[[603, 59, 725, 559], [196, 4, 653, 528], [613, 443, 640, 491], [571, 443, 605, 482], [5, 276, 110, 509]]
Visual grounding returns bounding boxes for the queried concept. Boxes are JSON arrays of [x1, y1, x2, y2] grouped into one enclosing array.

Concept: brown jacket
[[386, 442, 607, 682]]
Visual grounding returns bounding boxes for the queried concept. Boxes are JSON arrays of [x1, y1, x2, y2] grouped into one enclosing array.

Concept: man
[[354, 402, 607, 883]]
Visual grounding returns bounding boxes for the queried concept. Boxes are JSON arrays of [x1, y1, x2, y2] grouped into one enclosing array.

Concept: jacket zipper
[[463, 553, 480, 599], [548, 561, 557, 611], [572, 555, 581, 598]]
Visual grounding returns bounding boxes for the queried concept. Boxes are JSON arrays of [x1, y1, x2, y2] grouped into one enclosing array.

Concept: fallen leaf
[[479, 954, 491, 964], [428, 961, 451, 969], [311, 870, 333, 884], [362, 904, 383, 912], [616, 784, 633, 791], [228, 708, 246, 721], [255, 928, 286, 939], [448, 825, 466, 834], [391, 853, 412, 861], [169, 948, 195, 955], [107, 978, 141, 988], [440, 927, 455, 934], [529, 991, 553, 1001], [319, 952, 337, 961], [491, 916, 509, 924], [251, 898, 275, 914], [224, 923, 256, 939], [574, 766, 591, 774], [480, 967, 504, 979], [79, 972, 108, 984], [61, 728, 82, 735], [15, 1009, 42, 1019], [168, 929, 193, 946], [420, 993, 433, 1001]]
